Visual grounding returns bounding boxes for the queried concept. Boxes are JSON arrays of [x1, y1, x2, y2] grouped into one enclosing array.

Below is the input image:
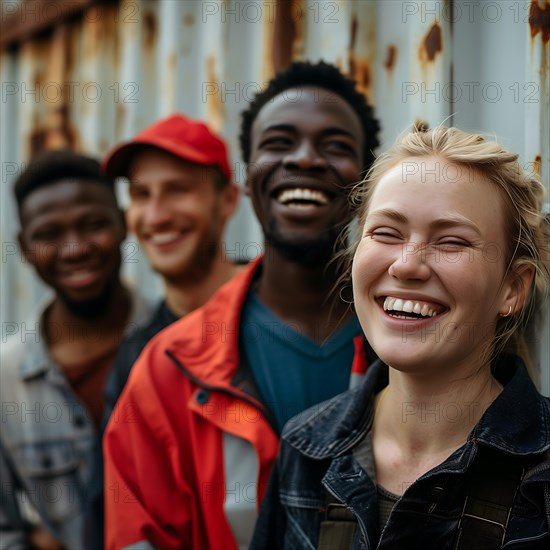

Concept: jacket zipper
[[165, 349, 272, 421]]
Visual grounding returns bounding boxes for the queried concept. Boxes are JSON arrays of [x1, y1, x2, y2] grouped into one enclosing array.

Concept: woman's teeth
[[383, 296, 439, 318]]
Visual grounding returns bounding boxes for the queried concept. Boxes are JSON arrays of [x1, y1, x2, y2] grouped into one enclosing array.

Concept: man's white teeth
[[277, 188, 329, 205], [150, 232, 180, 245], [383, 296, 438, 317]]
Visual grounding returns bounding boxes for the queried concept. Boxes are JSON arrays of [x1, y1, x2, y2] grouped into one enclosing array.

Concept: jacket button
[[196, 390, 210, 404]]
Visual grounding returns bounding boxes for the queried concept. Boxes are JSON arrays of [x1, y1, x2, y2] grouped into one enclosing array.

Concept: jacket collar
[[284, 355, 550, 460], [283, 359, 386, 459], [164, 257, 263, 389], [17, 288, 153, 381], [473, 354, 550, 455], [17, 297, 60, 381]]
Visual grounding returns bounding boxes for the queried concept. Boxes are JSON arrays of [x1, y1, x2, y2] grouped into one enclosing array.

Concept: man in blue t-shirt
[[101, 114, 243, 414], [238, 61, 381, 430], [103, 61, 382, 549]]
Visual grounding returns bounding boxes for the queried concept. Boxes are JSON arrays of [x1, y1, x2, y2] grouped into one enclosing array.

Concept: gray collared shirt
[[0, 290, 153, 549]]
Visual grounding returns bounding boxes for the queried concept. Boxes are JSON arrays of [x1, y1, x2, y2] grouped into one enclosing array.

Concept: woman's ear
[[500, 263, 535, 316]]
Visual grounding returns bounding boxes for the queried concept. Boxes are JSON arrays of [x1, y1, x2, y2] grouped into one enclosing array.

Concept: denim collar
[[472, 355, 550, 455], [17, 290, 153, 381], [17, 298, 61, 381], [283, 355, 550, 460], [282, 359, 386, 459]]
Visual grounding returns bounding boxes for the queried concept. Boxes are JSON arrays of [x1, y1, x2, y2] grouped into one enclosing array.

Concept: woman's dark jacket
[[251, 355, 550, 549]]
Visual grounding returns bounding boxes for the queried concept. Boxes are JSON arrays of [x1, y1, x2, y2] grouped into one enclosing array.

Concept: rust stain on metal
[[34, 70, 47, 93], [529, 0, 550, 43], [347, 11, 373, 98], [533, 155, 542, 177], [183, 14, 195, 26], [272, 0, 297, 72], [419, 22, 443, 62], [66, 25, 78, 74], [26, 22, 80, 157], [51, 105, 79, 151], [291, 0, 304, 61], [143, 11, 158, 50], [384, 45, 397, 71], [29, 127, 47, 158], [83, 12, 102, 61], [29, 105, 78, 157], [348, 52, 372, 98], [165, 51, 177, 107], [103, 4, 121, 68], [205, 56, 224, 133], [349, 13, 358, 51], [353, 61, 371, 93], [347, 13, 357, 78], [115, 104, 127, 142], [261, 4, 275, 82], [49, 25, 67, 81], [0, 0, 97, 49]]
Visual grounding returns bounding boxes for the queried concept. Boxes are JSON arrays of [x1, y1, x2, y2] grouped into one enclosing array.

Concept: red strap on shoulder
[[351, 336, 368, 375]]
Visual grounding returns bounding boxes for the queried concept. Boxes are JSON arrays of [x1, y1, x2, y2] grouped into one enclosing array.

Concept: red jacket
[[104, 259, 372, 550]]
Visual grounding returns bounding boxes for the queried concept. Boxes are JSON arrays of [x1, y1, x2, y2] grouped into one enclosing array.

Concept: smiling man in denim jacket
[[0, 151, 152, 549]]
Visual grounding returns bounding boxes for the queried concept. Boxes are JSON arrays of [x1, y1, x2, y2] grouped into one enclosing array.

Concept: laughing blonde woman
[[251, 126, 550, 550]]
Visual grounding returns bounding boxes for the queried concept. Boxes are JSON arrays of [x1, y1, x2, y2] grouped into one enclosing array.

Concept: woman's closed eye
[[366, 228, 403, 242], [436, 237, 472, 248]]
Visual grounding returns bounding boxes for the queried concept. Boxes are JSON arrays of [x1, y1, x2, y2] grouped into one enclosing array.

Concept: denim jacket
[[251, 355, 550, 549], [0, 291, 152, 550]]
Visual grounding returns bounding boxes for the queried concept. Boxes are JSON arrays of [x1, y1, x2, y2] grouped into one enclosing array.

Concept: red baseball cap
[[101, 114, 231, 180]]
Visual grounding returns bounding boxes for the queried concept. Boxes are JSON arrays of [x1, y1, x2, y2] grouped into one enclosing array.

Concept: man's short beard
[[163, 202, 224, 285], [163, 237, 220, 287], [264, 220, 341, 267], [182, 238, 218, 283], [58, 278, 118, 319]]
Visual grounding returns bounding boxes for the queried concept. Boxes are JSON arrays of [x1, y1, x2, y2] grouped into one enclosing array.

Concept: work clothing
[[252, 355, 550, 549]]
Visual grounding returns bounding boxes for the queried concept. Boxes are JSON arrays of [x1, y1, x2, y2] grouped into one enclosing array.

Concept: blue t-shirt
[[242, 292, 362, 433]]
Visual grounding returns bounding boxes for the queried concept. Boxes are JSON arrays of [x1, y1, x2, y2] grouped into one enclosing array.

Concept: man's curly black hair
[[239, 60, 380, 173], [14, 149, 116, 216]]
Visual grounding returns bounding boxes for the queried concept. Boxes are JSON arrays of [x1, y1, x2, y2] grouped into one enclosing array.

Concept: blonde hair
[[339, 125, 550, 374]]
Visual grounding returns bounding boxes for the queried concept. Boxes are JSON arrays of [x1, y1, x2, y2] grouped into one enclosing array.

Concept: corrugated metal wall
[[1, 0, 549, 390]]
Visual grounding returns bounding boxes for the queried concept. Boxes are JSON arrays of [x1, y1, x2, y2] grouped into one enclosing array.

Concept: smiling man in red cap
[[101, 114, 241, 408], [86, 114, 241, 548]]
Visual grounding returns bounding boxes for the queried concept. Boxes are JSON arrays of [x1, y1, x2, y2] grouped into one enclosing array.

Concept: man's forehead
[[253, 86, 362, 134], [127, 147, 215, 179], [22, 179, 116, 216]]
